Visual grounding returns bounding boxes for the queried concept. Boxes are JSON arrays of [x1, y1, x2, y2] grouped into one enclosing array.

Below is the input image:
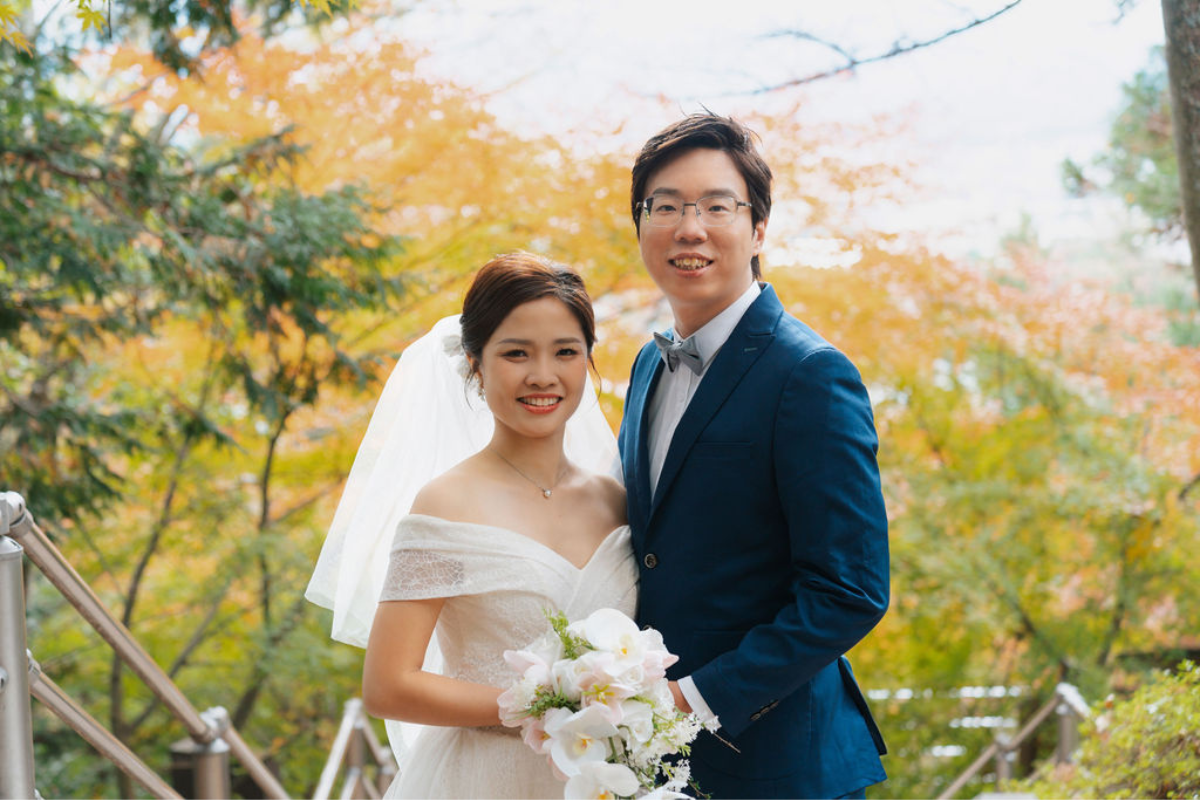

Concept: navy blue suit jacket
[[618, 285, 889, 799]]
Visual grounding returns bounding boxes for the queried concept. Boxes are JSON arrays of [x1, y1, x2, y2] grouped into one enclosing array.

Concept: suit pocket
[[688, 441, 753, 460]]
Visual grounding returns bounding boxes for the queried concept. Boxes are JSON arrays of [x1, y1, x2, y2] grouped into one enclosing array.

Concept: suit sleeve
[[689, 347, 890, 738]]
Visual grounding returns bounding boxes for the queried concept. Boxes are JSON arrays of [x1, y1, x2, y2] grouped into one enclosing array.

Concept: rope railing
[[936, 681, 1090, 799], [0, 491, 288, 799]]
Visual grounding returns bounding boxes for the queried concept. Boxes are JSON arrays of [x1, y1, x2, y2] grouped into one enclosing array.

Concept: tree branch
[[256, 410, 291, 629], [755, 0, 1025, 93], [268, 479, 345, 527], [118, 337, 225, 631], [231, 591, 309, 730], [973, 553, 1071, 675], [127, 573, 241, 734], [1097, 526, 1136, 668], [1181, 471, 1200, 501], [768, 29, 856, 62]]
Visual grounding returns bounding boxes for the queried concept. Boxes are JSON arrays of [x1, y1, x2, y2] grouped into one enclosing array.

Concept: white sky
[[396, 0, 1167, 258]]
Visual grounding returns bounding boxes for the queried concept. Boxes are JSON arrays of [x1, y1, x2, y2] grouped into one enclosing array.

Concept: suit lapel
[[649, 287, 784, 523], [626, 346, 664, 535]]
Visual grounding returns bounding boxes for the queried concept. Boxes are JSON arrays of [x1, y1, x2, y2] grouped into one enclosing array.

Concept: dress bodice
[[380, 514, 638, 687]]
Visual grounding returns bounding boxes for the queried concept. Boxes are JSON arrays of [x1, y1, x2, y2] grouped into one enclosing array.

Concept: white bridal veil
[[304, 314, 618, 756]]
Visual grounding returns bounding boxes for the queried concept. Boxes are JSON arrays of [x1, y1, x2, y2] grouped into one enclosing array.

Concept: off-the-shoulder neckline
[[402, 514, 629, 572]]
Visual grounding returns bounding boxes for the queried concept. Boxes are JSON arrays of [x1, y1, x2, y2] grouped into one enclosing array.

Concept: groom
[[617, 114, 890, 799]]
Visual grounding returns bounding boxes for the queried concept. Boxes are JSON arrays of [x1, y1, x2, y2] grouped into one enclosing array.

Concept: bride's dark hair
[[460, 252, 596, 381]]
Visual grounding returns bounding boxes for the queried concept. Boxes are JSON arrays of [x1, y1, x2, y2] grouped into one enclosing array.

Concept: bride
[[306, 253, 636, 798]]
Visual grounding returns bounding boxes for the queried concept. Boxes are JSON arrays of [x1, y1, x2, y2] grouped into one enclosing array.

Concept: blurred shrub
[[1017, 660, 1199, 799]]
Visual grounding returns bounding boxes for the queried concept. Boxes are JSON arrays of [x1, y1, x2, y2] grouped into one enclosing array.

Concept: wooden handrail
[[26, 657, 181, 799], [936, 682, 1090, 799]]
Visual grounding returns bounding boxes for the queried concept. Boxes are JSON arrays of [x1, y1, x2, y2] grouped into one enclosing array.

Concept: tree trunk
[[1162, 0, 1200, 300]]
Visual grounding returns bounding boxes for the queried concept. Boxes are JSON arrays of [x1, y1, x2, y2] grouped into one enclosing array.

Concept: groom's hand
[[669, 680, 693, 713]]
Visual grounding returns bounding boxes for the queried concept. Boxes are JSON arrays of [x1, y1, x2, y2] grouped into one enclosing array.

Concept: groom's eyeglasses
[[638, 195, 752, 228]]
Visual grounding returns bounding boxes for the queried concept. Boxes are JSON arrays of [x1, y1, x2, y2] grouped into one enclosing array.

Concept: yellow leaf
[[77, 4, 106, 32], [1, 0, 30, 52], [300, 0, 332, 15], [2, 29, 29, 51]]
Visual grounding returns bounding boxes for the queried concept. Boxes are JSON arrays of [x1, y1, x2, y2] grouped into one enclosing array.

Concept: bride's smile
[[478, 295, 589, 439], [518, 393, 564, 413]]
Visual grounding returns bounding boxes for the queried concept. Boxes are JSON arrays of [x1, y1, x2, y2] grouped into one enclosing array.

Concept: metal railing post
[[1054, 682, 1089, 764], [313, 700, 395, 800], [361, 718, 396, 795], [346, 712, 367, 799], [1056, 702, 1080, 762], [1, 491, 293, 798], [4, 502, 217, 744], [993, 733, 1013, 782], [170, 708, 232, 800], [0, 492, 37, 800], [6, 496, 289, 797]]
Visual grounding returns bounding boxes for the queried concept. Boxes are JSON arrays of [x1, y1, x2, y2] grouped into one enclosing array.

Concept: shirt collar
[[669, 281, 761, 369]]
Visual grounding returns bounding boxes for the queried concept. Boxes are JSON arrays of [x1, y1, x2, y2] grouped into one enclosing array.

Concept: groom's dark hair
[[631, 113, 773, 278], [460, 252, 596, 384]]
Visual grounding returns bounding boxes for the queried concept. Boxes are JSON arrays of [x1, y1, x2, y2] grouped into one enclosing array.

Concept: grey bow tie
[[653, 332, 704, 375]]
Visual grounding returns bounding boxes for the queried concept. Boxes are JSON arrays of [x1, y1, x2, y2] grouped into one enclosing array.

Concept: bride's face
[[477, 296, 589, 441]]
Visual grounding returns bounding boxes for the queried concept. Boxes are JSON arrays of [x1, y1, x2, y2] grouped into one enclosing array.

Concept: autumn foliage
[[3, 10, 1199, 799]]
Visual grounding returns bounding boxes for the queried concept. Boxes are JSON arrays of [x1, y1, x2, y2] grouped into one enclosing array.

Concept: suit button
[[643, 553, 658, 569]]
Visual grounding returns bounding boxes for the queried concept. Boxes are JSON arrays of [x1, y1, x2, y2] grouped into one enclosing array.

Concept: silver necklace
[[489, 448, 565, 499]]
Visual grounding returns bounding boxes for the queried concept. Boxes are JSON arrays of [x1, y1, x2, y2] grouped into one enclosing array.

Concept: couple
[[306, 114, 890, 799]]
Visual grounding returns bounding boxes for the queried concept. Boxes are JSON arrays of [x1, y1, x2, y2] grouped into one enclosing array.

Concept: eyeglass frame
[[636, 194, 753, 228]]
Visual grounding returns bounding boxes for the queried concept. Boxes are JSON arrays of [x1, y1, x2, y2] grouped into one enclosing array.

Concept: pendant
[[542, 489, 552, 499]]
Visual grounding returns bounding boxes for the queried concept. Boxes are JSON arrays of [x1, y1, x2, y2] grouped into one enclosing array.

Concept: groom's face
[[638, 147, 766, 338]]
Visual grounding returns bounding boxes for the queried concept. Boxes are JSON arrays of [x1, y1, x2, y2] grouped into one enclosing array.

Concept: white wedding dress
[[379, 514, 638, 799]]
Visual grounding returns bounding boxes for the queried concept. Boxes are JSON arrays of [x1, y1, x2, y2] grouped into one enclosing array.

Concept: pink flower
[[497, 675, 538, 727], [504, 645, 555, 686], [521, 712, 556, 755], [578, 671, 638, 724], [641, 646, 678, 683]]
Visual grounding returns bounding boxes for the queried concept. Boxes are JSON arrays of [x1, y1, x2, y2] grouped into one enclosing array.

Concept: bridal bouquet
[[498, 607, 701, 799]]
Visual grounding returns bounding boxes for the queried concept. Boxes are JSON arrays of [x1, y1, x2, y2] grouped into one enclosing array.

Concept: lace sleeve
[[379, 549, 466, 601], [377, 515, 563, 602]]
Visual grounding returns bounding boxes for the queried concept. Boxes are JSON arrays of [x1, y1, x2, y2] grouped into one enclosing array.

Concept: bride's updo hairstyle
[[460, 252, 596, 382]]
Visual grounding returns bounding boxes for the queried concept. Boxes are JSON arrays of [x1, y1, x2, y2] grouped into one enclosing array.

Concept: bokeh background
[[3, 0, 1198, 797]]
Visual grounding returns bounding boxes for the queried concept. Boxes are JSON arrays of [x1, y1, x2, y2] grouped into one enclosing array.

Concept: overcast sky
[[395, 0, 1167, 258]]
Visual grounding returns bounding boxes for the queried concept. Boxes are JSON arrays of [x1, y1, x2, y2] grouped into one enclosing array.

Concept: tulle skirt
[[385, 725, 563, 799]]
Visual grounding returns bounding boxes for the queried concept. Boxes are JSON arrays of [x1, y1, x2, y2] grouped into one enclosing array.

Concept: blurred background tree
[[1062, 48, 1180, 243], [1161, 0, 1200, 300]]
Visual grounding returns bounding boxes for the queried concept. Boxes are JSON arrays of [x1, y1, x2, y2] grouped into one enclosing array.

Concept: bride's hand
[[668, 680, 693, 713]]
